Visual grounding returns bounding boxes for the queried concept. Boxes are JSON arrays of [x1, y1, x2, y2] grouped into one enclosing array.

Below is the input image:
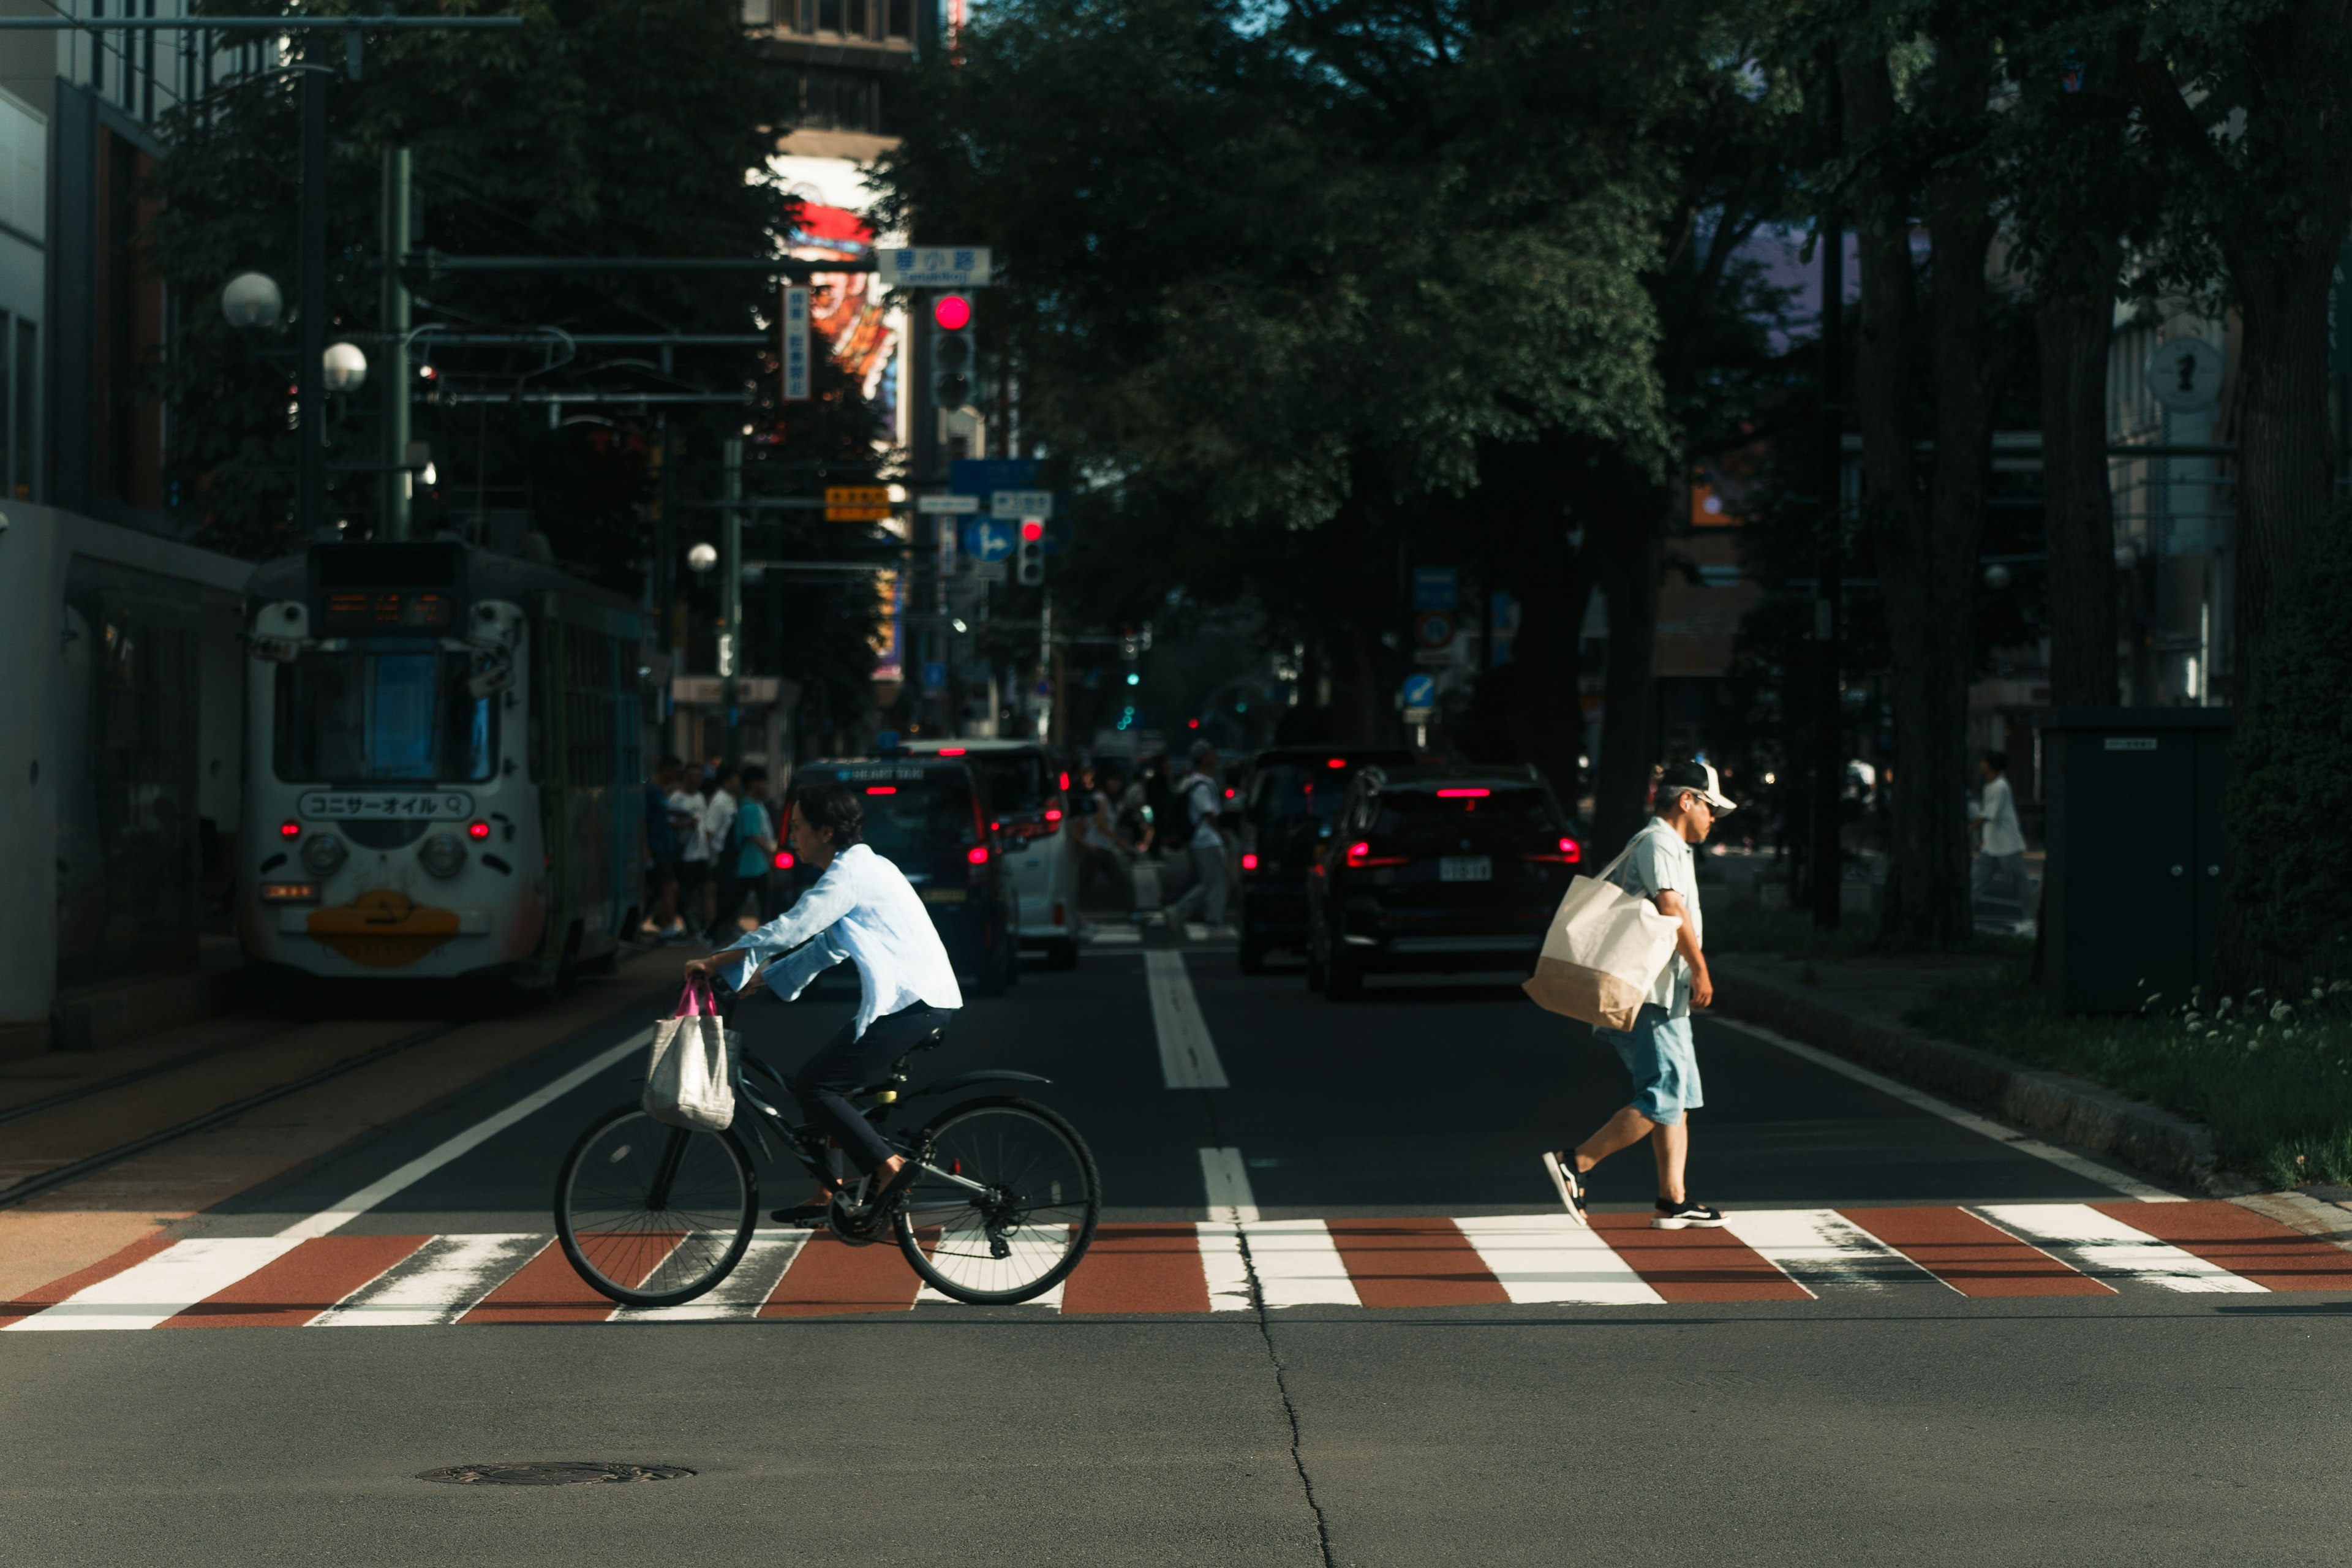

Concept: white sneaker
[[1652, 1199, 1727, 1230], [1540, 1152, 1587, 1226]]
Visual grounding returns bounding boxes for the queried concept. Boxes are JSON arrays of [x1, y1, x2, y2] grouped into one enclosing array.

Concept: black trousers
[[711, 983, 951, 1175]]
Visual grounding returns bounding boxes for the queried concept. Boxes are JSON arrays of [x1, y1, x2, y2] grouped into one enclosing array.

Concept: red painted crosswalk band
[[10, 1203, 2347, 1330]]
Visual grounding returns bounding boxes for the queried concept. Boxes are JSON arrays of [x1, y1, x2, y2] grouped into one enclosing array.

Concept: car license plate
[[1439, 856, 1491, 883]]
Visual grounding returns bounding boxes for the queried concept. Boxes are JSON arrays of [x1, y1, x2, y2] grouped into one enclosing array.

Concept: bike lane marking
[[273, 1027, 655, 1243], [1145, 951, 1228, 1089]]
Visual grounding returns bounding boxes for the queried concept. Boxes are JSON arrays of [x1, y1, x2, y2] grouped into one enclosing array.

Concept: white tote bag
[[643, 979, 739, 1131], [1521, 843, 1683, 1033]]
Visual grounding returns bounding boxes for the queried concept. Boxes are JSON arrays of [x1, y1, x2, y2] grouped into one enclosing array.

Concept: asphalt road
[[4, 939, 2348, 1567]]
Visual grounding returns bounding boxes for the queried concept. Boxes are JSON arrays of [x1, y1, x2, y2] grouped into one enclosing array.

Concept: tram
[[239, 541, 646, 992]]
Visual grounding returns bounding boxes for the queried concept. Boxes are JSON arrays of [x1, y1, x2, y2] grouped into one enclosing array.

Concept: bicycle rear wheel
[[554, 1102, 759, 1308], [895, 1096, 1100, 1305]]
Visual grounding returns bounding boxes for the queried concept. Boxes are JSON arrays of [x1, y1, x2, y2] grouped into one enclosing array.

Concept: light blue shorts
[[1593, 1004, 1702, 1125]]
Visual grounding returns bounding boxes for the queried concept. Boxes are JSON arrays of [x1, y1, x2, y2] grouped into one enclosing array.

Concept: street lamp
[[323, 341, 368, 393], [687, 542, 718, 573], [221, 271, 283, 330]]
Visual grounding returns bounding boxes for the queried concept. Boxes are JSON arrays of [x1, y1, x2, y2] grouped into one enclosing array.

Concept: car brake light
[[1526, 837, 1585, 864], [967, 845, 989, 865], [1059, 771, 1071, 791], [774, 850, 795, 870], [1436, 788, 1490, 798], [1242, 853, 1259, 871], [1345, 841, 1407, 869], [1326, 758, 1346, 769], [1045, 807, 1063, 823], [866, 785, 897, 795], [940, 747, 966, 756]]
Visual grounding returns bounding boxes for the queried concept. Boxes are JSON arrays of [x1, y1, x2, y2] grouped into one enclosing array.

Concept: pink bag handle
[[674, 978, 714, 1017]]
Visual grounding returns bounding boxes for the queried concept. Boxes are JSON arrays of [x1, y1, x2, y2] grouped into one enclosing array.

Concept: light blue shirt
[[713, 842, 963, 1038]]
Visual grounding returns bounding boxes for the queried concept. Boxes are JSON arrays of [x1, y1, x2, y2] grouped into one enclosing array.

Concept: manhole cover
[[417, 1462, 693, 1487]]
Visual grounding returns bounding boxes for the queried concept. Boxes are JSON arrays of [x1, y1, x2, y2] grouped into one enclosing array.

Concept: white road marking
[[1241, 1219, 1362, 1308], [1183, 923, 1211, 943], [309, 1234, 547, 1326], [1724, 1208, 1948, 1292], [6, 1237, 305, 1332], [1199, 1147, 1257, 1224], [1196, 1222, 1256, 1311], [1087, 926, 1141, 946], [1709, 1017, 2180, 1202], [614, 1234, 807, 1323], [1145, 950, 1228, 1088], [1976, 1204, 2266, 1294], [1452, 1215, 1668, 1305], [276, 1027, 655, 1242]]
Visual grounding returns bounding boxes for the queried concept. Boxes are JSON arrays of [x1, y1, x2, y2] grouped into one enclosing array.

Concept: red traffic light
[[1019, 518, 1045, 541], [932, 293, 972, 331]]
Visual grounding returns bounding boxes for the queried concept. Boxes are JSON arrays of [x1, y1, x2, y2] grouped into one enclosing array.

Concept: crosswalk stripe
[[1242, 1218, 1362, 1308], [1976, 1204, 2268, 1294], [1452, 1214, 1667, 1305], [165, 1235, 431, 1329], [1325, 1217, 1509, 1308], [1146, 951, 1229, 1088], [1724, 1209, 1947, 1292], [16, 1207, 2342, 1330], [1840, 1205, 2112, 1297], [2086, 1200, 2352, 1291], [1591, 1215, 1814, 1302], [6, 1237, 305, 1332], [311, 1234, 546, 1327]]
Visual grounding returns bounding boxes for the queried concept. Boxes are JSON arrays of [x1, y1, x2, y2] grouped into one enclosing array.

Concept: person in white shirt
[[1164, 741, 1232, 931], [1970, 750, 2029, 918], [684, 783, 963, 1212], [669, 774, 712, 937], [1540, 760, 1733, 1232]]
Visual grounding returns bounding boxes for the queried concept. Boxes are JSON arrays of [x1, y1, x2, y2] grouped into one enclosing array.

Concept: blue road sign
[[1412, 567, 1458, 612], [949, 458, 1038, 497], [1401, 673, 1436, 710], [964, 516, 1017, 562], [922, 661, 948, 691]]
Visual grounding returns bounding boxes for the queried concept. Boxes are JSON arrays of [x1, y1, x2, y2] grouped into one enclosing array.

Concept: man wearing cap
[[1540, 760, 1733, 1230]]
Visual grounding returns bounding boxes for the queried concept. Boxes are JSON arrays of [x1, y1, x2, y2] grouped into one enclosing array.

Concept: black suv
[[1235, 746, 1417, 972], [780, 756, 1022, 997], [1303, 764, 1584, 1001]]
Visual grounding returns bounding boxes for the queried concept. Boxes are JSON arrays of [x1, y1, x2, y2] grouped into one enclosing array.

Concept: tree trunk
[[1509, 514, 1591, 804], [2038, 252, 2123, 709], [2223, 246, 2340, 703], [1590, 477, 1666, 860]]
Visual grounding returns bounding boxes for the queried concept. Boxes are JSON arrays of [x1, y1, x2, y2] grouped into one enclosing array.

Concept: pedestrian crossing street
[[6, 1201, 2346, 1332]]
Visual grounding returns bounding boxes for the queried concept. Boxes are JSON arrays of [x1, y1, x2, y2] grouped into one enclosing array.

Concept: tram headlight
[[299, 832, 347, 878], [419, 833, 468, 878]]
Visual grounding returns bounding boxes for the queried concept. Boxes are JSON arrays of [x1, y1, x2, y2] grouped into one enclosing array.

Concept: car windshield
[[1251, 765, 1349, 825], [273, 644, 496, 783], [815, 773, 978, 860], [967, 752, 1051, 816], [1368, 786, 1560, 842]]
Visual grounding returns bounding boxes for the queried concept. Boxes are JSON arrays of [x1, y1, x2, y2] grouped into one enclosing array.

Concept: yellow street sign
[[825, 485, 892, 521]]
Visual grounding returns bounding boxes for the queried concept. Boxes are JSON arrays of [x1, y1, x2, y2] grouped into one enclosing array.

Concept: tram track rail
[[0, 1021, 456, 1213], [0, 1020, 311, 1132]]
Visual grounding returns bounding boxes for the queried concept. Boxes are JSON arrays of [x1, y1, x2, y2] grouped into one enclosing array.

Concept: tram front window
[[274, 645, 497, 783]]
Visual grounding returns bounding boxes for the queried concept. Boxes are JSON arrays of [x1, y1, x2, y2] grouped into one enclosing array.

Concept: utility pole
[[721, 435, 744, 767], [298, 64, 326, 536], [1037, 589, 1054, 745], [380, 146, 413, 540], [1811, 67, 1845, 931]]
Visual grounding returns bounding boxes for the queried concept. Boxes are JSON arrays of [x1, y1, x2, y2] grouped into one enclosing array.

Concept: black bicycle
[[552, 1023, 1100, 1308]]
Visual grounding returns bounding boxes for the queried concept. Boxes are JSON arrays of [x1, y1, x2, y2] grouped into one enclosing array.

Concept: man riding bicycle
[[682, 782, 962, 1216]]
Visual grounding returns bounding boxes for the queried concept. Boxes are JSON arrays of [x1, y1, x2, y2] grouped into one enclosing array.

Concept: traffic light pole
[[1810, 193, 1845, 930], [722, 435, 744, 767], [380, 146, 413, 540], [298, 65, 326, 537]]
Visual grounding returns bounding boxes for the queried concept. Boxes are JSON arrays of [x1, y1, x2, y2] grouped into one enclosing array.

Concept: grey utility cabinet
[[2037, 707, 2233, 1014]]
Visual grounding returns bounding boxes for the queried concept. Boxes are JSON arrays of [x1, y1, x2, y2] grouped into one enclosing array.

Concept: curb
[[1710, 965, 2223, 1191]]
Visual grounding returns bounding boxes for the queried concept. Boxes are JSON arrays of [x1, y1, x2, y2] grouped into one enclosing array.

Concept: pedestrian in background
[[1073, 763, 1133, 914], [735, 766, 781, 922], [669, 766, 711, 944], [1166, 740, 1233, 934], [1970, 750, 2027, 924], [644, 755, 685, 942], [701, 764, 744, 944], [1541, 760, 1734, 1231]]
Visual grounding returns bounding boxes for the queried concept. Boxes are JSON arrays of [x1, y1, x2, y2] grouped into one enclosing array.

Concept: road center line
[[1199, 1147, 1259, 1224], [1710, 1016, 2179, 1202], [1147, 950, 1229, 1089], [274, 1027, 655, 1243]]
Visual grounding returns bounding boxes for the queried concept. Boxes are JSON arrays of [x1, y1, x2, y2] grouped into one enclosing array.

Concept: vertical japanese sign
[[780, 285, 812, 401]]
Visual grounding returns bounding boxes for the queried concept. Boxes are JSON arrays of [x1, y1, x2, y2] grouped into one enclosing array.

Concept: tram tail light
[[258, 881, 320, 902], [279, 820, 301, 839], [467, 820, 491, 840]]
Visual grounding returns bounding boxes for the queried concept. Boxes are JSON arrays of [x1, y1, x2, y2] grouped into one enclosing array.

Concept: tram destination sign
[[300, 791, 476, 821]]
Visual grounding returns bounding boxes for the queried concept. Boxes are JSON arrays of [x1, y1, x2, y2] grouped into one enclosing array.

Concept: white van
[[898, 739, 1080, 969]]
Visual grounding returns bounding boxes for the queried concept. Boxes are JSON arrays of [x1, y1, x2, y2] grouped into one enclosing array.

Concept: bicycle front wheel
[[895, 1096, 1101, 1305], [554, 1102, 759, 1307]]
